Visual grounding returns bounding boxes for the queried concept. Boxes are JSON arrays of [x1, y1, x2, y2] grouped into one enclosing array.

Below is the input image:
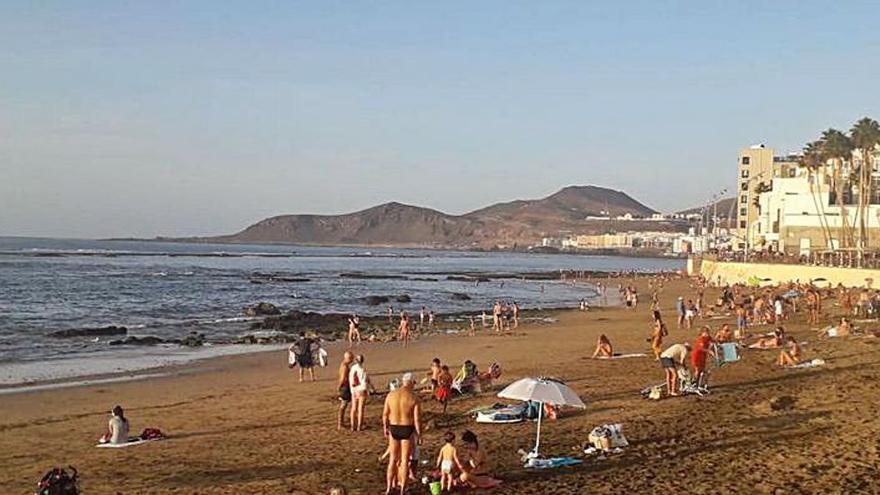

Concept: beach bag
[[36, 466, 79, 495], [140, 428, 165, 440], [287, 347, 297, 368], [316, 348, 328, 367]]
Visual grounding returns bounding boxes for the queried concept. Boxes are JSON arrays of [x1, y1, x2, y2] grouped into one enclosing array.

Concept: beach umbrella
[[497, 377, 586, 457]]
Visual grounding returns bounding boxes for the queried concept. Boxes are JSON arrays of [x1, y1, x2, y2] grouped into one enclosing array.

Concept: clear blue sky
[[2, 1, 879, 238]]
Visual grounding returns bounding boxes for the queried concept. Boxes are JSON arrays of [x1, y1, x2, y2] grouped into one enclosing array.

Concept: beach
[[2, 276, 880, 494]]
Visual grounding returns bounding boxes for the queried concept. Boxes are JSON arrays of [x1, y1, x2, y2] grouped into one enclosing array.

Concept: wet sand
[[2, 277, 880, 494]]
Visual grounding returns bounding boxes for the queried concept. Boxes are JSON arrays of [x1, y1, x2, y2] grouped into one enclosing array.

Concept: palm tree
[[800, 140, 833, 249], [850, 117, 880, 254], [821, 128, 855, 248]]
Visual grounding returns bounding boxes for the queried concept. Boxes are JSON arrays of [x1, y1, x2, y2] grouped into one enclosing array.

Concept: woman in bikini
[[591, 334, 614, 358], [650, 310, 668, 360], [778, 336, 802, 367]]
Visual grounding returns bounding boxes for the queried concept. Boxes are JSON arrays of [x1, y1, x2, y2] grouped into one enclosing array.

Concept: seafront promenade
[[690, 255, 880, 287]]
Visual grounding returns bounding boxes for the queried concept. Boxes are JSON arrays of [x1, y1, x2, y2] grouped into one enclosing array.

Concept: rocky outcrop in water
[[451, 293, 472, 301], [109, 335, 165, 346], [395, 294, 412, 303], [251, 310, 348, 335], [49, 326, 128, 338], [244, 302, 282, 316], [363, 295, 390, 306]]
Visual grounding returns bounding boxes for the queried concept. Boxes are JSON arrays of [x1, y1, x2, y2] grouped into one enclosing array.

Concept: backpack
[[36, 466, 79, 495]]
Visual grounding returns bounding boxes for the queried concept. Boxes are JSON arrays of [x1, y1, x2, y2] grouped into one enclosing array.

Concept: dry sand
[[2, 277, 880, 494]]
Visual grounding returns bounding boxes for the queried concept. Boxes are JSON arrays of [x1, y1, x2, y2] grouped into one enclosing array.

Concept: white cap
[[402, 372, 414, 384]]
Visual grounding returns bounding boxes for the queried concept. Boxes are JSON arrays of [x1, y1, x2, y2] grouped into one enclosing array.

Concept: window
[[740, 195, 748, 204], [741, 170, 749, 178], [739, 221, 747, 229], [742, 157, 751, 165], [740, 208, 748, 216], [741, 182, 749, 191]]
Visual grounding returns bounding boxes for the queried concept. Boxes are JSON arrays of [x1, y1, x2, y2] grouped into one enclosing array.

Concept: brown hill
[[199, 185, 684, 248]]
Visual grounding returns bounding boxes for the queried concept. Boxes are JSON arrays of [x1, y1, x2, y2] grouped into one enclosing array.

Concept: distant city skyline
[[2, 1, 879, 238]]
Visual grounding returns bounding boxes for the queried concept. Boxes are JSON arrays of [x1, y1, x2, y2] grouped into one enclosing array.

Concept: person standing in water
[[383, 373, 422, 495]]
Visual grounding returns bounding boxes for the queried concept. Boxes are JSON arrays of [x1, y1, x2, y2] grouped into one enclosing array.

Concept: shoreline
[[0, 306, 583, 392]]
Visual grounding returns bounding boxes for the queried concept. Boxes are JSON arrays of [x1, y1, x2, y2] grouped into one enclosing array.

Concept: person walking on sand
[[337, 351, 354, 430], [428, 311, 435, 329], [420, 306, 426, 329], [650, 310, 668, 360], [398, 312, 411, 347], [512, 302, 520, 328], [294, 332, 316, 382], [676, 297, 686, 329], [468, 316, 476, 336], [492, 301, 502, 332], [383, 373, 422, 495], [435, 364, 453, 414], [436, 431, 464, 492], [349, 354, 369, 431]]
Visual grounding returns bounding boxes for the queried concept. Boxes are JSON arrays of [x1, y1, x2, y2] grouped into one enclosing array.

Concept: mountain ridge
[[185, 185, 685, 249]]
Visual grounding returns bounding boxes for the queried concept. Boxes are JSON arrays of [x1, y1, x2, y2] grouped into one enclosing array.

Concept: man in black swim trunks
[[383, 372, 421, 495], [337, 351, 354, 430]]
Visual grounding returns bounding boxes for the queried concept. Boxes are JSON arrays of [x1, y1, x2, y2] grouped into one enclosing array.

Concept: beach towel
[[525, 457, 582, 469], [788, 358, 826, 369], [596, 353, 647, 360], [96, 436, 162, 448], [474, 403, 526, 424]]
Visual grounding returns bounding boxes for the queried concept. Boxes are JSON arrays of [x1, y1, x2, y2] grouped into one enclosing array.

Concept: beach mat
[[96, 437, 161, 448], [596, 353, 647, 360], [525, 457, 583, 469]]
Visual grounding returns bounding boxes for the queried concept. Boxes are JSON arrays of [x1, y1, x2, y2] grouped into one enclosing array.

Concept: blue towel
[[525, 457, 583, 469]]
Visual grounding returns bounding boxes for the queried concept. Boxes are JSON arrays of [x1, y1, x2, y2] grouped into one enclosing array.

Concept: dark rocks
[[49, 326, 128, 338], [177, 333, 205, 347], [234, 331, 298, 344], [395, 294, 412, 303], [244, 302, 281, 316], [249, 272, 310, 284], [363, 295, 390, 306], [109, 335, 165, 346], [451, 293, 472, 301], [251, 310, 349, 334], [341, 273, 408, 280]]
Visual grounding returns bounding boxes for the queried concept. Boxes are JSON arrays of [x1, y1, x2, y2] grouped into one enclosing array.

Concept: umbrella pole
[[534, 401, 543, 456]]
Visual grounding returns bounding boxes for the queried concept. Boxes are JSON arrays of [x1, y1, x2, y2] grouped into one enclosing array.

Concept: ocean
[[0, 237, 684, 386]]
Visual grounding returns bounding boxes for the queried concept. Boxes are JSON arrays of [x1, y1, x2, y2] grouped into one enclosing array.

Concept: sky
[[2, 1, 879, 238]]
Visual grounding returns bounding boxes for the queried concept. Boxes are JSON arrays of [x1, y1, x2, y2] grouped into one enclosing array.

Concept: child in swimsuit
[[436, 431, 462, 492], [435, 365, 453, 413]]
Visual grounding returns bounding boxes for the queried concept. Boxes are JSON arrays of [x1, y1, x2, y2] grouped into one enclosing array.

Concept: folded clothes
[[788, 358, 826, 369]]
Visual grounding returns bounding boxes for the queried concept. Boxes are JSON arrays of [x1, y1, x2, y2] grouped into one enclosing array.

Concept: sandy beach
[[3, 276, 880, 494]]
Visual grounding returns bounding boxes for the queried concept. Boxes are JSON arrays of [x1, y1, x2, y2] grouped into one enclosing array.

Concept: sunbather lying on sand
[[818, 317, 852, 337], [750, 326, 785, 349], [778, 337, 802, 367], [591, 334, 613, 358]]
